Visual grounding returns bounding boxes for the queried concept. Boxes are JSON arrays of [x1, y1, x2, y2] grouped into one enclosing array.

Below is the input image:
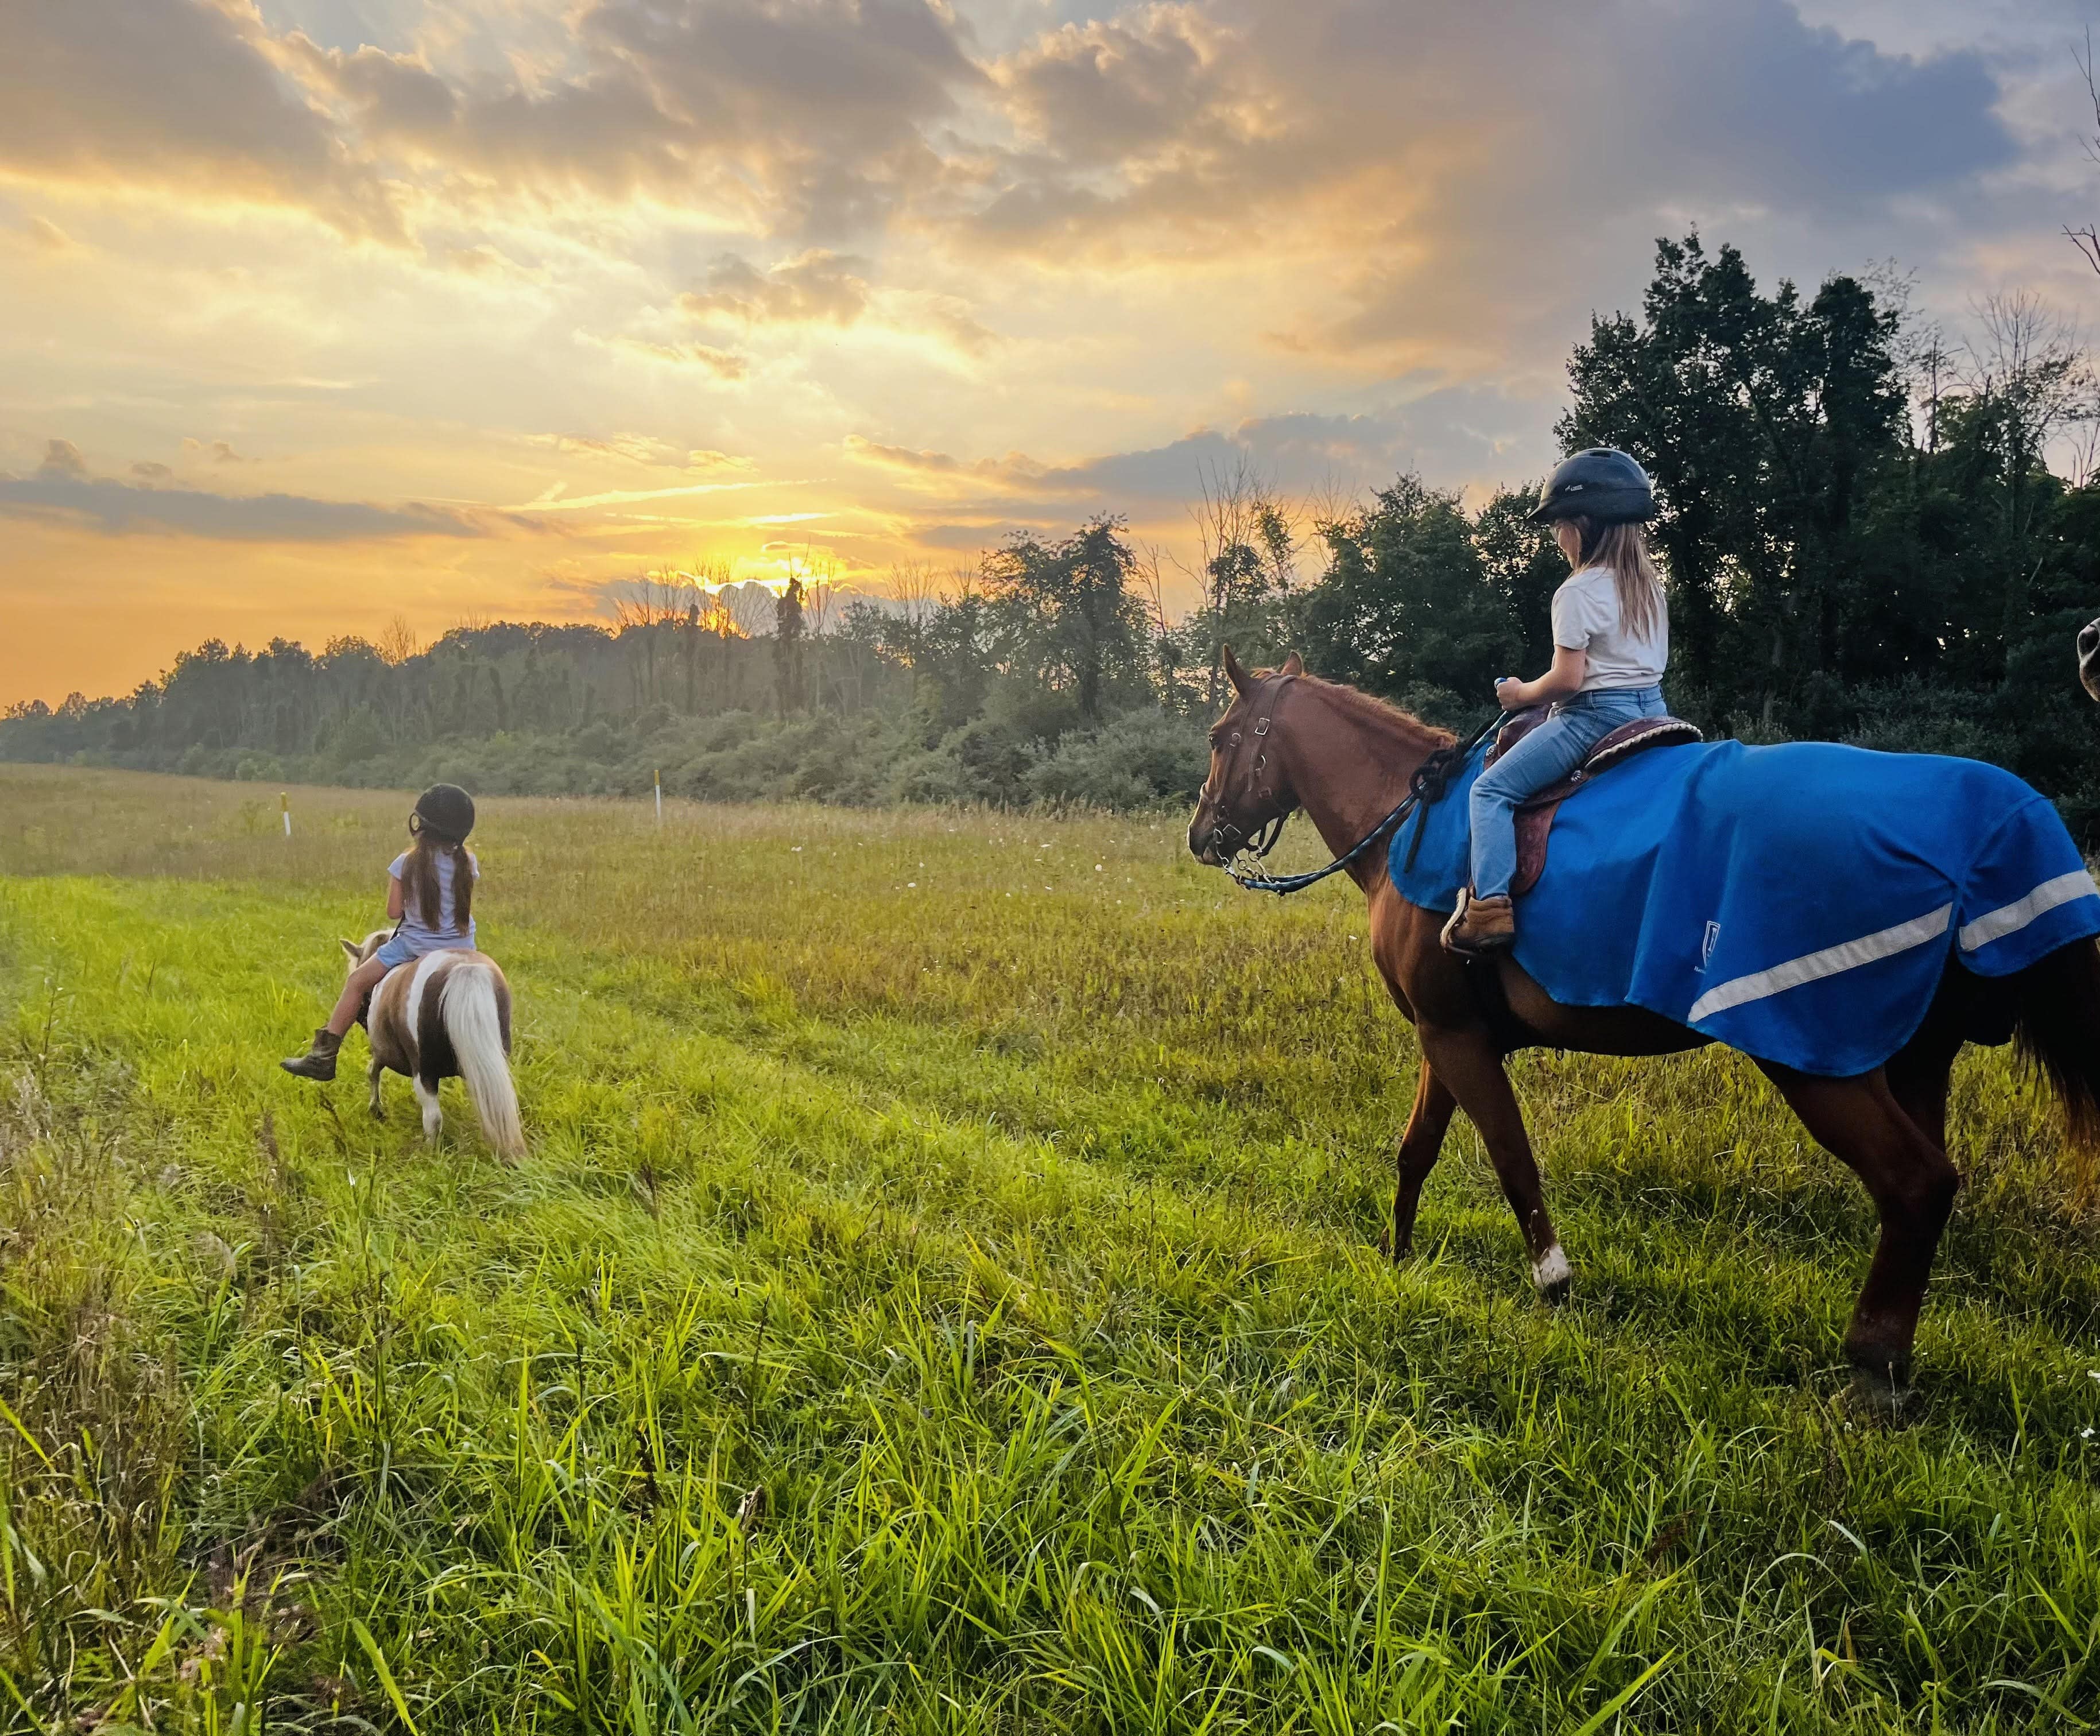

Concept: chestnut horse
[[1189, 648, 2100, 1413]]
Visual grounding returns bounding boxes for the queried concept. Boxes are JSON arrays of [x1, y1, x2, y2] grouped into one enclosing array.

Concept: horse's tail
[[2014, 937, 2100, 1173], [442, 960, 525, 1160]]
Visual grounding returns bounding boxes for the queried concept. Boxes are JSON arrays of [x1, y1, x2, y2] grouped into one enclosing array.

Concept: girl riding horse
[[1447, 448, 1669, 958], [281, 783, 481, 1081]]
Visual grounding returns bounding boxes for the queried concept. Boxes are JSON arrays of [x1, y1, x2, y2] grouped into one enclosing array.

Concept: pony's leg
[[1755, 1062, 1959, 1414], [414, 1077, 443, 1144], [1392, 1064, 1458, 1259], [366, 1056, 386, 1121], [1416, 1026, 1568, 1300]]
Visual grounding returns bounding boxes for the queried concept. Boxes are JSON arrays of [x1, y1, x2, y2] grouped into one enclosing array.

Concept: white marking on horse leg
[[415, 1077, 442, 1142], [1533, 1244, 1572, 1294]]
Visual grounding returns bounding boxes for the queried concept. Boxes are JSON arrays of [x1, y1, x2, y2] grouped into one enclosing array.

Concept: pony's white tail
[[442, 962, 525, 1160]]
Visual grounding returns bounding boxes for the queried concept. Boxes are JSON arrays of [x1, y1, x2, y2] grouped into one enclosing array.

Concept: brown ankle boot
[[1442, 890, 1516, 958], [280, 1028, 343, 1082]]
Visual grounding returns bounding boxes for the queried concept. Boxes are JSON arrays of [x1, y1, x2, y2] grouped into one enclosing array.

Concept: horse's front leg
[[367, 1055, 386, 1121], [1391, 1063, 1458, 1259], [414, 1076, 443, 1144], [1417, 1025, 1569, 1301]]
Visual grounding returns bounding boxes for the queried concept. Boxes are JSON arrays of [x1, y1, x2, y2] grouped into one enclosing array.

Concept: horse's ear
[[1223, 644, 1250, 696], [1280, 650, 1304, 677], [340, 937, 362, 960]]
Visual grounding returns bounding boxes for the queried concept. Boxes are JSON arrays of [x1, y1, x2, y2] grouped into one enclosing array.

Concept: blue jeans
[[1469, 685, 1667, 898]]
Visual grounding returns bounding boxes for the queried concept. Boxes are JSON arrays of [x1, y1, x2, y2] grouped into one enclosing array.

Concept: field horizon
[[2, 763, 2099, 1731]]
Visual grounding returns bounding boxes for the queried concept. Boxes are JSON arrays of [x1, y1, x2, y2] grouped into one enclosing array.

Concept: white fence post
[[654, 769, 663, 825], [281, 792, 291, 836]]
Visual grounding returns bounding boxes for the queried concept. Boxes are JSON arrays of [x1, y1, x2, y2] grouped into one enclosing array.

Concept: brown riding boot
[[1442, 890, 1516, 958], [280, 1028, 343, 1082]]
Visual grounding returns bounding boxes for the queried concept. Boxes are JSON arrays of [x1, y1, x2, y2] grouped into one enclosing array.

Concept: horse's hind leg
[[1884, 985, 1968, 1152], [367, 1056, 386, 1121], [1884, 1029, 1960, 1153], [1757, 1061, 1960, 1416], [414, 1076, 443, 1144], [1392, 1063, 1458, 1259], [1417, 1027, 1568, 1300]]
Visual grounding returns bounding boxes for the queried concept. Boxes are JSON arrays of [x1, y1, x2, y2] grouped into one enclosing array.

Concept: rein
[[1222, 709, 1503, 897]]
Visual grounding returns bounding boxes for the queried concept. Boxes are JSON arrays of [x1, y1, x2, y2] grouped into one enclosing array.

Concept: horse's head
[[1187, 645, 1305, 866], [2080, 617, 2100, 702], [340, 931, 389, 971]]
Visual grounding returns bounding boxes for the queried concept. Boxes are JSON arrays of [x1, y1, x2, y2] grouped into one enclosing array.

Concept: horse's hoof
[[1532, 1245, 1572, 1307], [1844, 1362, 1918, 1427], [1538, 1276, 1572, 1308]]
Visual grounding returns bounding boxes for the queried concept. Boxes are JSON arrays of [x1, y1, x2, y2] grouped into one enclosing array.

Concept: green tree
[[773, 576, 806, 715], [1293, 475, 1513, 716], [982, 516, 1149, 723]]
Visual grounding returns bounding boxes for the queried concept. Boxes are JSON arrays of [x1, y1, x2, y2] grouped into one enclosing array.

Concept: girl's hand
[[1495, 677, 1526, 712]]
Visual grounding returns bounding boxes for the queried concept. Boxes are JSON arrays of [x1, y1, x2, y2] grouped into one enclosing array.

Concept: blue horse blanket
[[1388, 738, 2100, 1076]]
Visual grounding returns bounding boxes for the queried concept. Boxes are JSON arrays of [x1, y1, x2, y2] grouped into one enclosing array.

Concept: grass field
[[2, 764, 2099, 1732]]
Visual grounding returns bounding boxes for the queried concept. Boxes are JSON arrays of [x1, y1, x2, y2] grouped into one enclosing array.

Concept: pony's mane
[[1290, 673, 1456, 748]]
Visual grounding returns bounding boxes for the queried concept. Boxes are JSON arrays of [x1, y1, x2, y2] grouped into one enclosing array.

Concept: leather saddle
[[1486, 704, 1704, 897]]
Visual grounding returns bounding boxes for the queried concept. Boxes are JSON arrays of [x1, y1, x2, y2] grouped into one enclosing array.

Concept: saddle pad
[[1388, 737, 2100, 1076]]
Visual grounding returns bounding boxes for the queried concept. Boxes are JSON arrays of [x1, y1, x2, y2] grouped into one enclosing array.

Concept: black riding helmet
[[412, 783, 475, 843], [1526, 447, 1657, 526]]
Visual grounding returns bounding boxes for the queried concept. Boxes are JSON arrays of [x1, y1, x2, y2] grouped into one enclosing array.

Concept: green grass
[[1, 762, 2099, 1732]]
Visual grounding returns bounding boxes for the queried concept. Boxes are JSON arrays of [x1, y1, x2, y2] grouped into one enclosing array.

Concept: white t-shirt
[[1551, 565, 1668, 691]]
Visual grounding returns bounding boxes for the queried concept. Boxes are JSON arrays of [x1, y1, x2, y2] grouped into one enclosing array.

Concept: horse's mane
[[1289, 673, 1456, 749]]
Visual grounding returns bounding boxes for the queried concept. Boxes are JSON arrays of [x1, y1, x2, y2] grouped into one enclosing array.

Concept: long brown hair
[[1560, 517, 1666, 641], [405, 820, 474, 932]]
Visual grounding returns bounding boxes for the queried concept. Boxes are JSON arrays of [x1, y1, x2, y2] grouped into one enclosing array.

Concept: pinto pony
[[1190, 649, 2100, 1415], [339, 931, 525, 1160]]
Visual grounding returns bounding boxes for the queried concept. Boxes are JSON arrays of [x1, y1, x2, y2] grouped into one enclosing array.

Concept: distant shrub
[[1024, 708, 1208, 808]]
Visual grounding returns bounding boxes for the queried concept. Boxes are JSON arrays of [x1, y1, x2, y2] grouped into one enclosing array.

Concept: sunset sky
[[4, 0, 2097, 703]]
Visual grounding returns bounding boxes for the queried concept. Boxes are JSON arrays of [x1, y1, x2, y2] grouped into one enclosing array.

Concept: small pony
[[339, 930, 525, 1160]]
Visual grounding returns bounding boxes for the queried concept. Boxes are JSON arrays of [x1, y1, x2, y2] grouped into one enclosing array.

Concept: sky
[[4, 0, 2099, 703]]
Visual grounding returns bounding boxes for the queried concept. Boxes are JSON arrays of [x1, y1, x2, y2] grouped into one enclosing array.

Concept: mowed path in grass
[[1, 764, 2099, 1733]]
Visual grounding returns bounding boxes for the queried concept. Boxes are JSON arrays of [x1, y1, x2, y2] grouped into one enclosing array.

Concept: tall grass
[[0, 764, 2097, 1731]]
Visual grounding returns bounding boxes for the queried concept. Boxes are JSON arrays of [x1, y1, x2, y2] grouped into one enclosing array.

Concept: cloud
[[38, 439, 88, 479], [579, 331, 751, 379], [129, 461, 176, 483], [0, 0, 402, 240], [680, 250, 871, 326], [507, 479, 772, 513], [184, 437, 252, 464], [961, 0, 2021, 373], [529, 431, 754, 470], [293, 0, 981, 238], [0, 456, 546, 542], [846, 390, 1559, 540], [25, 216, 73, 251]]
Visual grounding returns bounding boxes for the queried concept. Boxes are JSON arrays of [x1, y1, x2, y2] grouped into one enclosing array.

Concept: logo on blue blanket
[[1699, 921, 1721, 971]]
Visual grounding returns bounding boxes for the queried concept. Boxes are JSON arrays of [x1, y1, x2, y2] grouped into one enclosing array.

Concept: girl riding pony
[[1444, 448, 1671, 958], [281, 783, 481, 1080]]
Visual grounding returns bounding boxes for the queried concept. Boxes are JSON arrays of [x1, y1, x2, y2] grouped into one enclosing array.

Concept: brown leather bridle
[[1200, 675, 1300, 869]]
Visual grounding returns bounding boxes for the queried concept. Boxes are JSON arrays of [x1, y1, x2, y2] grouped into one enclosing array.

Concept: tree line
[[11, 234, 2100, 829]]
